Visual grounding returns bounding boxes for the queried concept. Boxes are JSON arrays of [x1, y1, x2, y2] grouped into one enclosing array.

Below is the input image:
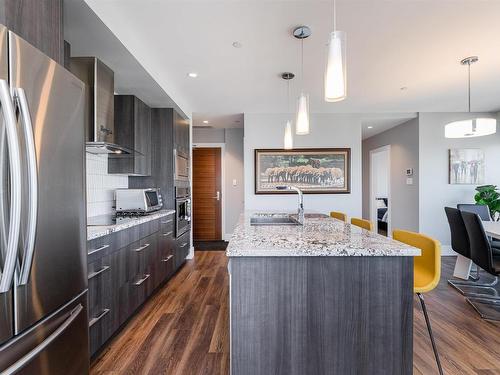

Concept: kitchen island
[[226, 212, 420, 375]]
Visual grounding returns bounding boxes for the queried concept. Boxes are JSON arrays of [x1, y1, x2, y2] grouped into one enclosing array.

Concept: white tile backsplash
[[86, 153, 128, 217]]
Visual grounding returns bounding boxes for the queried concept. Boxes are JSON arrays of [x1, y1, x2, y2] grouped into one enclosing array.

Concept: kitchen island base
[[229, 256, 413, 375]]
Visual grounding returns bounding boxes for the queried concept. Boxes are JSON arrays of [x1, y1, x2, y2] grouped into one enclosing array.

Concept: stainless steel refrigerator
[[0, 24, 89, 374]]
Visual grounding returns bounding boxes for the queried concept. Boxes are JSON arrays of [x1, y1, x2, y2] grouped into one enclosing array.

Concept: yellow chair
[[350, 218, 373, 231], [393, 229, 443, 375], [330, 211, 347, 222]]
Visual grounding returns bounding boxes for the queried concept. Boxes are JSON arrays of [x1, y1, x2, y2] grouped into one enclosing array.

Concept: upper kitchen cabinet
[[0, 0, 64, 64], [69, 57, 114, 144], [109, 95, 152, 176], [174, 110, 190, 154]]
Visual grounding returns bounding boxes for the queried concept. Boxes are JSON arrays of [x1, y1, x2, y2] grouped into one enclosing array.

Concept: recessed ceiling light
[[400, 86, 408, 91], [187, 72, 198, 78], [232, 41, 242, 48], [203, 120, 209, 124], [367, 126, 373, 129]]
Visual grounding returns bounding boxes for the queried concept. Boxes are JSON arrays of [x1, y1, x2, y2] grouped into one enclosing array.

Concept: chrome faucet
[[276, 185, 304, 224]]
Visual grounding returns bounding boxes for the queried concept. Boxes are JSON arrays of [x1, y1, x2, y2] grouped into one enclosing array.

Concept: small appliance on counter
[[115, 188, 163, 214], [175, 187, 191, 237]]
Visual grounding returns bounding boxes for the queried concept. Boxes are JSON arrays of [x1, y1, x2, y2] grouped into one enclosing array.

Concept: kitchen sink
[[250, 214, 301, 226]]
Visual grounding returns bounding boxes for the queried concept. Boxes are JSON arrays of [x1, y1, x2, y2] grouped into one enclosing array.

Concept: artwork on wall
[[254, 148, 351, 194], [449, 148, 485, 185]]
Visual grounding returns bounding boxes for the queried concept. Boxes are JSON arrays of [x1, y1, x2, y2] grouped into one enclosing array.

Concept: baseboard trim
[[441, 245, 456, 256]]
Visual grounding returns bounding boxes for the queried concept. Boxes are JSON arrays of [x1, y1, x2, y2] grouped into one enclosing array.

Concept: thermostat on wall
[[405, 168, 414, 176]]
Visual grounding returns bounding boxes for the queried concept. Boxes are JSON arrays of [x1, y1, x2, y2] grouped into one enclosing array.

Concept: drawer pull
[[134, 274, 150, 286], [88, 244, 110, 255], [88, 266, 110, 280], [162, 231, 173, 237], [134, 243, 150, 252], [89, 308, 110, 327], [180, 242, 188, 248], [161, 219, 173, 224], [161, 255, 174, 262]]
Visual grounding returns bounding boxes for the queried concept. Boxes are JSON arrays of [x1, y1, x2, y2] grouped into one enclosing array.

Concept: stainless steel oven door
[[174, 149, 189, 181], [175, 198, 190, 237]]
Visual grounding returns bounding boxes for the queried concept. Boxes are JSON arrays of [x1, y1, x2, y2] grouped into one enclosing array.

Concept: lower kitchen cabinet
[[87, 214, 187, 357]]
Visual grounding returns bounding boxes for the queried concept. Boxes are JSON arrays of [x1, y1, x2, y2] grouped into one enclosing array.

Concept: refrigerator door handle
[[0, 79, 22, 293], [2, 303, 83, 375], [14, 87, 38, 285]]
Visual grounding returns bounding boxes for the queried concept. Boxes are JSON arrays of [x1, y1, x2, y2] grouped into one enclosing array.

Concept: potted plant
[[474, 185, 500, 221]]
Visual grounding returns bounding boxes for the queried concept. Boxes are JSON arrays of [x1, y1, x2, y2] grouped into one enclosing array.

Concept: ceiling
[[361, 113, 418, 139], [192, 113, 244, 129], [84, 0, 500, 121]]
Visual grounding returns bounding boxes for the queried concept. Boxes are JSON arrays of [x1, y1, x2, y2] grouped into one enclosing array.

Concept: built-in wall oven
[[175, 187, 191, 237], [174, 149, 189, 182]]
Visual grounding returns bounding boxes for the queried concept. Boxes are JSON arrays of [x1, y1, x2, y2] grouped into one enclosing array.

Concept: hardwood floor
[[91, 252, 500, 375]]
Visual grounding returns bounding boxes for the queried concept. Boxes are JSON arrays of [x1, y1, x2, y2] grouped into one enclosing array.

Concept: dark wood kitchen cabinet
[[0, 0, 64, 64], [174, 110, 190, 155], [109, 95, 152, 176]]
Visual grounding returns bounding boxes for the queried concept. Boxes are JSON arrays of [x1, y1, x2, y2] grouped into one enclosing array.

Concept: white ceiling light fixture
[[294, 26, 311, 135], [282, 72, 295, 150], [187, 72, 198, 78], [445, 56, 496, 139], [324, 0, 346, 102], [202, 120, 209, 124]]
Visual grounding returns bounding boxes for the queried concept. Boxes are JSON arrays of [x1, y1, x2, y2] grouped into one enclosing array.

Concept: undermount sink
[[250, 214, 301, 226]]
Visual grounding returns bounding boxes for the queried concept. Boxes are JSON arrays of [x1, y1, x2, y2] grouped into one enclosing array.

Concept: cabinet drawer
[[175, 232, 190, 269], [87, 234, 115, 263], [159, 215, 175, 234]]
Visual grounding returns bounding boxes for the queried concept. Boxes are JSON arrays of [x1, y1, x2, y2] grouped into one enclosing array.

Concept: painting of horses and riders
[[254, 148, 351, 194]]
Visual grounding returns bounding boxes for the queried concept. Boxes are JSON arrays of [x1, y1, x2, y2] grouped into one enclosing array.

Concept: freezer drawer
[[0, 291, 89, 375]]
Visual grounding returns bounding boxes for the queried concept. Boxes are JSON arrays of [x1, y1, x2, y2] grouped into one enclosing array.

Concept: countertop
[[226, 212, 421, 257], [87, 209, 176, 240]]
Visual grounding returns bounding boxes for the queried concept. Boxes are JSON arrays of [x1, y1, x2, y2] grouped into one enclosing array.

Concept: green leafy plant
[[474, 185, 500, 221]]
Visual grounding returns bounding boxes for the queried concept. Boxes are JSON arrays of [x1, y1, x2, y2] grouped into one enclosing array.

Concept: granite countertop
[[226, 211, 421, 257], [87, 209, 176, 240]]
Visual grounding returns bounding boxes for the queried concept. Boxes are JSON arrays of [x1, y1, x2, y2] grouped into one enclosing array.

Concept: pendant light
[[324, 0, 347, 102], [282, 72, 295, 149], [445, 56, 497, 138], [293, 26, 311, 135]]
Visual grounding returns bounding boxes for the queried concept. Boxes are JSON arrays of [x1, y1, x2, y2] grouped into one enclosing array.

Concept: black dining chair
[[457, 204, 500, 255], [460, 211, 500, 320]]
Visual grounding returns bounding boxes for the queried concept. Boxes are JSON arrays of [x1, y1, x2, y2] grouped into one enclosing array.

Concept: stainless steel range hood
[[69, 56, 140, 156]]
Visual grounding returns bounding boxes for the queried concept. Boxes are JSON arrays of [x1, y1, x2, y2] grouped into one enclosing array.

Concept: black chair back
[[460, 211, 496, 275], [457, 204, 491, 221], [445, 207, 471, 258]]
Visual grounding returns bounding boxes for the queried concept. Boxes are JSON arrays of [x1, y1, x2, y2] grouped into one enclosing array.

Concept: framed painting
[[449, 148, 485, 185], [254, 148, 351, 194]]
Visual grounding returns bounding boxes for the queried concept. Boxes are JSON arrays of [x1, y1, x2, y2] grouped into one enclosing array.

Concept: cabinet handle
[[88, 266, 110, 280], [89, 308, 110, 327], [162, 231, 173, 237], [133, 274, 150, 286], [88, 244, 110, 255], [180, 242, 188, 248], [161, 255, 174, 262], [134, 243, 150, 252], [161, 219, 173, 224]]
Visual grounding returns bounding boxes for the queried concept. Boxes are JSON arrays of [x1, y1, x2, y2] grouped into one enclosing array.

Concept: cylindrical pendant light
[[282, 72, 295, 149], [325, 0, 347, 102], [293, 26, 311, 135], [445, 56, 497, 138]]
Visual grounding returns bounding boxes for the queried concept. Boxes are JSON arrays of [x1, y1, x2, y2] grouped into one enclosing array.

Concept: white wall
[[419, 112, 500, 253], [244, 113, 362, 217], [372, 151, 389, 197], [86, 153, 128, 218]]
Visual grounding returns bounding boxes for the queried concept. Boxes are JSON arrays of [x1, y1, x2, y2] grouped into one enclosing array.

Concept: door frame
[[369, 145, 391, 236], [192, 143, 226, 241]]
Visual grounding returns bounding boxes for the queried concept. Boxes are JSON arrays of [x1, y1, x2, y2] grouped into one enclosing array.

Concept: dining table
[[482, 220, 500, 240]]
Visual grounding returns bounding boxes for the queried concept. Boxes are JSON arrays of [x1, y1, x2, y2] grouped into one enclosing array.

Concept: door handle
[[213, 191, 220, 201], [14, 88, 38, 285], [2, 304, 83, 375], [0, 79, 22, 293]]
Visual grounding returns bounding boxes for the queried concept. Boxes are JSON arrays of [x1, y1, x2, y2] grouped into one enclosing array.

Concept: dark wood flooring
[[90, 252, 500, 375]]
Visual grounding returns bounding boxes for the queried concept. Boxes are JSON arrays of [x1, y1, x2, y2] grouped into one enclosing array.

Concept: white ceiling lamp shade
[[282, 72, 295, 149], [445, 56, 496, 138], [324, 0, 346, 102], [293, 26, 311, 135]]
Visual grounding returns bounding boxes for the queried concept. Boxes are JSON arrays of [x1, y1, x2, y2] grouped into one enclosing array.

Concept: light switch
[[406, 177, 413, 185], [232, 179, 237, 186]]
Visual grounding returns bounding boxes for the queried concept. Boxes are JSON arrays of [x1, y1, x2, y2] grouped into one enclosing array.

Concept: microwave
[[115, 188, 163, 214], [174, 149, 189, 181]]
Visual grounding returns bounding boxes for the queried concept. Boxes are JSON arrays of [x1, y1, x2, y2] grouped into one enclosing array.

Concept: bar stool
[[350, 218, 373, 231], [460, 211, 500, 321], [330, 211, 347, 222], [393, 229, 443, 375]]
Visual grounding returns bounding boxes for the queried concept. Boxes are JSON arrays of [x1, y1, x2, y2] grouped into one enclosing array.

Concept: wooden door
[[193, 148, 222, 241]]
